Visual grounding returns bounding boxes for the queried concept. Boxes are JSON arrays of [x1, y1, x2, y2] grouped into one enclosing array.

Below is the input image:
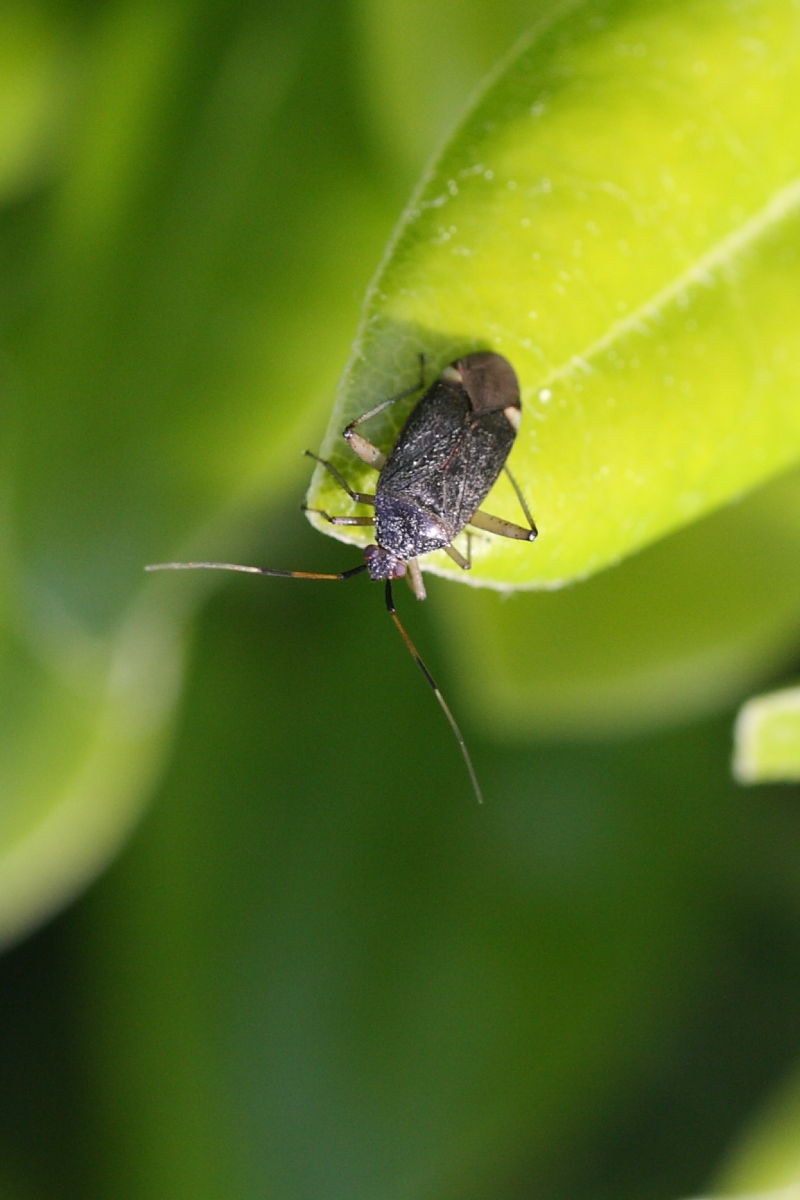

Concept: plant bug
[[147, 352, 537, 803]]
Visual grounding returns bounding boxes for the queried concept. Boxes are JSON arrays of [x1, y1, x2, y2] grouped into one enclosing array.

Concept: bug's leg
[[342, 355, 426, 462], [468, 510, 537, 541], [406, 558, 427, 600], [467, 467, 537, 541], [343, 433, 387, 471], [468, 468, 537, 540], [504, 466, 538, 536], [444, 543, 470, 571], [303, 450, 375, 505], [385, 579, 484, 805], [145, 562, 368, 582], [302, 507, 374, 528]]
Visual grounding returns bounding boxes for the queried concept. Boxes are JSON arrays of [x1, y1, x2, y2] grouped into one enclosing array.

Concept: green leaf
[[733, 684, 800, 783], [308, 0, 800, 589]]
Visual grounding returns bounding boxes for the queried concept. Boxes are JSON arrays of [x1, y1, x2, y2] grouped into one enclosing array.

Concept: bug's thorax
[[373, 492, 450, 562]]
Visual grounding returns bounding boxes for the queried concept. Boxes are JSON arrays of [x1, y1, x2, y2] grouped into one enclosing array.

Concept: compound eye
[[364, 544, 406, 580]]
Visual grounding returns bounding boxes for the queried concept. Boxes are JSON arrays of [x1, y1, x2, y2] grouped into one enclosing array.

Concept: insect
[[147, 352, 537, 803]]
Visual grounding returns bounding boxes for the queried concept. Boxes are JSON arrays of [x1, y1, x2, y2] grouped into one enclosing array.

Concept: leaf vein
[[539, 175, 800, 388]]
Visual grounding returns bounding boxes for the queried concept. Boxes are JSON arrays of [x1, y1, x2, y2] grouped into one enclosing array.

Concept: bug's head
[[364, 544, 406, 582]]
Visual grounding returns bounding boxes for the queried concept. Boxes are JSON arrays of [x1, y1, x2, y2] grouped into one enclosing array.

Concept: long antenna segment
[[384, 580, 484, 805], [145, 561, 368, 581]]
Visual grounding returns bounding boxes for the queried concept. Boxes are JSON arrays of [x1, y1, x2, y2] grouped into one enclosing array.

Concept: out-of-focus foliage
[[2, 3, 800, 1200], [735, 684, 800, 784], [714, 1066, 800, 1194], [0, 0, 392, 946]]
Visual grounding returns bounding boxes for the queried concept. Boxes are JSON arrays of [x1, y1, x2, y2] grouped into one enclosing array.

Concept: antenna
[[384, 580, 484, 804], [145, 561, 367, 582]]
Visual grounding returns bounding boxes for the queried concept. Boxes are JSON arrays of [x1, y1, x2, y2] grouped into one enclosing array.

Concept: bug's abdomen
[[378, 388, 515, 544]]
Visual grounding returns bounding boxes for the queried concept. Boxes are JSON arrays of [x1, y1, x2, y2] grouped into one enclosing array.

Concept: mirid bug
[[147, 352, 537, 803]]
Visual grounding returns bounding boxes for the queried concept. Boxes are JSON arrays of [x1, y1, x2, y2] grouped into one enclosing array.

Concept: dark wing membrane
[[378, 380, 516, 539], [458, 352, 520, 414]]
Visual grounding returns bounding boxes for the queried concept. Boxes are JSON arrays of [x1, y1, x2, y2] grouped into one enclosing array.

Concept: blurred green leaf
[[83, 585, 754, 1200], [0, 0, 394, 949], [694, 1191, 800, 1200], [0, 583, 185, 948], [351, 0, 541, 176], [309, 0, 800, 589], [0, 1, 60, 200], [712, 1066, 800, 1194], [734, 684, 800, 783]]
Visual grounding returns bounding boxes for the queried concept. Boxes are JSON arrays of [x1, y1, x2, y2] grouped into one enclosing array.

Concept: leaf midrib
[[538, 174, 800, 389]]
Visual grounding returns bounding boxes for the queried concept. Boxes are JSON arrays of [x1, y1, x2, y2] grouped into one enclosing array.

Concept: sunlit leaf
[[309, 0, 800, 589]]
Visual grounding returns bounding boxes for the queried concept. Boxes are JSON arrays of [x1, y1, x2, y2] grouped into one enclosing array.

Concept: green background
[[3, 2, 800, 1198]]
